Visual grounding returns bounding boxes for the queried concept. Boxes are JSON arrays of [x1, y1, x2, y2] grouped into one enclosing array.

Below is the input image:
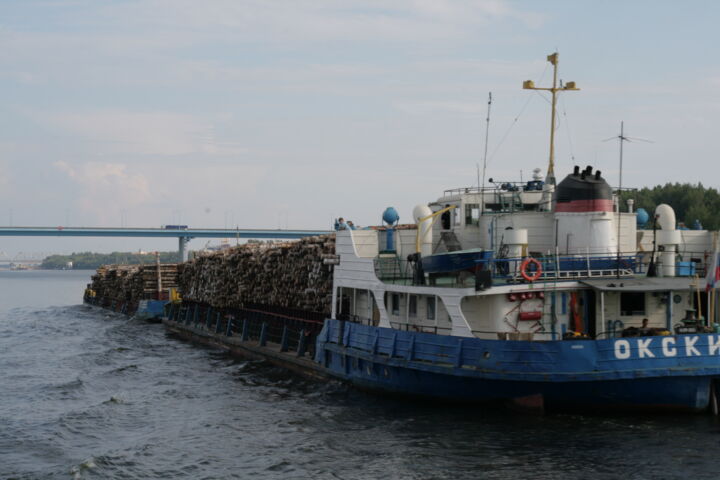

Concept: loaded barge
[[85, 53, 720, 413]]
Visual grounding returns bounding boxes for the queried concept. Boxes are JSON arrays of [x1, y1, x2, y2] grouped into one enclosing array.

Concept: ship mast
[[523, 52, 579, 189]]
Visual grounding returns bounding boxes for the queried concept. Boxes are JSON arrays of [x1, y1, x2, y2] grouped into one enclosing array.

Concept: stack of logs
[[89, 263, 181, 307], [179, 235, 336, 314]]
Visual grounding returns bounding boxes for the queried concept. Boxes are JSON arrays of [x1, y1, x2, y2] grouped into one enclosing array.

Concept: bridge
[[0, 227, 332, 261]]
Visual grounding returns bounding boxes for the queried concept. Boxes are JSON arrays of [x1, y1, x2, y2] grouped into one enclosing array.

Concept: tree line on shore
[[621, 183, 720, 230], [41, 251, 181, 270]]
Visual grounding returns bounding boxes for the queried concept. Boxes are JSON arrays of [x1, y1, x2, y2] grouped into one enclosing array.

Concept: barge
[[86, 52, 720, 413]]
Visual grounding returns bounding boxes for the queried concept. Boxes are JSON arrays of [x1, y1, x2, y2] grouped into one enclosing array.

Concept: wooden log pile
[[179, 235, 336, 314], [89, 263, 182, 307]]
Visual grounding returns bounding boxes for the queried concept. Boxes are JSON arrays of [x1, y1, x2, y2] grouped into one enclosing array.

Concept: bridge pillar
[[178, 237, 190, 262]]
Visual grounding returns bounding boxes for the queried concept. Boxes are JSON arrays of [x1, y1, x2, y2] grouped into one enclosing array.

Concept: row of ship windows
[[389, 293, 436, 320]]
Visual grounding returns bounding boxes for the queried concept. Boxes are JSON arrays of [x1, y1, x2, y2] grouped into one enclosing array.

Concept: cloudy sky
[[1, 0, 719, 256]]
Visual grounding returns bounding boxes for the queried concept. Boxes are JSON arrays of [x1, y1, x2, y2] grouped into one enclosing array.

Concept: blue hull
[[134, 299, 168, 321], [315, 319, 720, 411]]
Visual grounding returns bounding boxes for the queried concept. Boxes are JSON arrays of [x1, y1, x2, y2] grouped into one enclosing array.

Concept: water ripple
[[2, 274, 720, 479]]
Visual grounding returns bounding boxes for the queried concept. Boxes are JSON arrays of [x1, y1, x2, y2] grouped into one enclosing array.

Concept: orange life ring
[[520, 257, 542, 282]]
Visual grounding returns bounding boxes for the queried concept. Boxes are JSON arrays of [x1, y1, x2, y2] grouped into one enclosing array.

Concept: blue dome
[[382, 207, 399, 226], [636, 208, 650, 227]]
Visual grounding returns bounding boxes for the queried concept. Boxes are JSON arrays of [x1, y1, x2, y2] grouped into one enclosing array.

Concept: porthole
[[483, 351, 491, 359]]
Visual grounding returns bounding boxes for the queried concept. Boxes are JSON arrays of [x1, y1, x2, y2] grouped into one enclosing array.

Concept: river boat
[[311, 53, 720, 412], [110, 52, 720, 413]]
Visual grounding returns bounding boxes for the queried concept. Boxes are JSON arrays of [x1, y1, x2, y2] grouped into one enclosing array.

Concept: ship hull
[[316, 319, 720, 411], [84, 296, 168, 321], [134, 299, 169, 322], [84, 299, 720, 412]]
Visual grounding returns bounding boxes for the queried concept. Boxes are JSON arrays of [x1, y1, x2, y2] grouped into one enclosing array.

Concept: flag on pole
[[706, 251, 720, 292]]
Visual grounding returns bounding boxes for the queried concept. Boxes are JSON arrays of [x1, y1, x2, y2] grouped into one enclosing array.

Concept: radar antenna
[[602, 121, 653, 278], [480, 92, 492, 215]]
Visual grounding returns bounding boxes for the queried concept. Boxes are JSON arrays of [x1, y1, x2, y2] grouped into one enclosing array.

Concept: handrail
[[482, 254, 642, 281]]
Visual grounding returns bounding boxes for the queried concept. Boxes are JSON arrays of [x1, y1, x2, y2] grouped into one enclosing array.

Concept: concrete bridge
[[0, 226, 332, 261]]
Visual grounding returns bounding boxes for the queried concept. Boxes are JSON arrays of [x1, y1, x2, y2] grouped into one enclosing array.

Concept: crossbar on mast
[[522, 52, 579, 187]]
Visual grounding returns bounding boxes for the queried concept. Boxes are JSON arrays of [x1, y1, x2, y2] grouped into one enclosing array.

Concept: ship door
[[584, 290, 597, 338], [336, 288, 352, 320]]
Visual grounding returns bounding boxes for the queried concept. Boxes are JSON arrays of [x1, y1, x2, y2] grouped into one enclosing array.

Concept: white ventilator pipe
[[413, 204, 433, 257], [655, 204, 681, 277], [503, 229, 528, 259], [504, 229, 528, 276]]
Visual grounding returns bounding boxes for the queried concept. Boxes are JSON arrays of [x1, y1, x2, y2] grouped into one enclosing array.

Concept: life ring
[[520, 257, 542, 282]]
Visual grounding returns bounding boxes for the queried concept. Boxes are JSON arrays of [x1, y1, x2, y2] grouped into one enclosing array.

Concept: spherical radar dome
[[382, 207, 400, 226], [636, 208, 650, 227]]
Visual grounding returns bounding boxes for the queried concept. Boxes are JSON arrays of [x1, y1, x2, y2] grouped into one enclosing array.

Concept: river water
[[1, 270, 720, 479]]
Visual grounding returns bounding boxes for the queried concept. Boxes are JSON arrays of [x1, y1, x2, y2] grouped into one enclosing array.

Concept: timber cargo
[[178, 235, 335, 313], [84, 262, 181, 319]]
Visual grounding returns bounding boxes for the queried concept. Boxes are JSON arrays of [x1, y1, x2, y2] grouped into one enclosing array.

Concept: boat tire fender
[[520, 257, 542, 282]]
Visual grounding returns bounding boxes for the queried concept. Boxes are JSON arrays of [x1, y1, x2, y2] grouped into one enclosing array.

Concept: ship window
[[409, 295, 417, 317], [465, 204, 480, 226], [391, 293, 400, 315], [427, 296, 436, 320], [620, 292, 645, 316]]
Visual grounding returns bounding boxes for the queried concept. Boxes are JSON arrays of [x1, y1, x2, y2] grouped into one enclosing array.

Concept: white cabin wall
[[599, 291, 676, 331], [493, 212, 555, 255], [385, 291, 404, 327], [435, 298, 451, 333], [350, 289, 376, 323], [676, 230, 715, 259], [461, 293, 559, 340], [460, 296, 493, 337], [671, 291, 694, 323], [617, 213, 637, 254], [414, 294, 450, 333], [431, 226, 445, 253], [638, 229, 715, 273], [350, 230, 379, 258], [396, 230, 418, 270], [383, 291, 452, 334], [638, 230, 714, 256], [556, 212, 616, 255]]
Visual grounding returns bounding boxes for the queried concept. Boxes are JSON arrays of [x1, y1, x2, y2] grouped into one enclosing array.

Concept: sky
[[1, 0, 719, 256]]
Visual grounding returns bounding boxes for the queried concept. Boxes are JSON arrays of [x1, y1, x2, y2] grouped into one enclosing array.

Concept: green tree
[[621, 183, 720, 230], [41, 251, 182, 270]]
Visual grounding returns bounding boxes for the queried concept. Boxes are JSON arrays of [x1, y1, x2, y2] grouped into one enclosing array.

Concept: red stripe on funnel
[[555, 199, 613, 212]]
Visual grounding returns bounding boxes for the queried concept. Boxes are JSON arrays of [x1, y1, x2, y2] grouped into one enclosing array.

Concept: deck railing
[[166, 302, 325, 358]]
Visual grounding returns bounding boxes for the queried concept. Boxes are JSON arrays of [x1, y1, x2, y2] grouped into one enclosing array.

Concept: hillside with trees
[[41, 251, 181, 270], [621, 183, 720, 230]]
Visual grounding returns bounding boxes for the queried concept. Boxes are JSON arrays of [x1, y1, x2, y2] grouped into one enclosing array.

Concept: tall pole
[[156, 251, 162, 298], [481, 92, 492, 214], [616, 121, 625, 278], [523, 53, 579, 186], [548, 54, 559, 184]]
